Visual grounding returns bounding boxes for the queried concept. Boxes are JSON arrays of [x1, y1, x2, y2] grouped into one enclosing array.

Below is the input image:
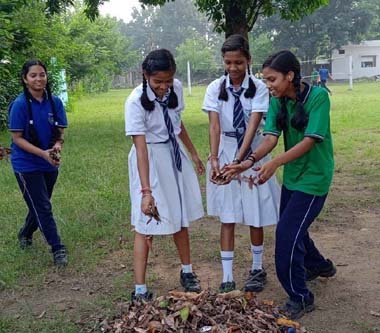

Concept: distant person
[[223, 50, 336, 320], [8, 59, 68, 267], [125, 49, 204, 301], [318, 65, 333, 94], [255, 71, 263, 79], [311, 68, 319, 86], [202, 34, 280, 294]]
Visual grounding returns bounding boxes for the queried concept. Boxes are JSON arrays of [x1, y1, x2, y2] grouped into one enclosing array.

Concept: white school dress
[[202, 73, 280, 226], [125, 79, 204, 235]]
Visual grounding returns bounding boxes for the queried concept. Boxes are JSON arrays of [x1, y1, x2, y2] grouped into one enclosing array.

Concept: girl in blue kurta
[[8, 60, 68, 267]]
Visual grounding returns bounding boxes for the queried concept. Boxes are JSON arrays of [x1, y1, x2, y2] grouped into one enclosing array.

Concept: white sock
[[221, 251, 234, 282], [181, 264, 193, 274], [135, 284, 147, 295], [251, 244, 263, 271]]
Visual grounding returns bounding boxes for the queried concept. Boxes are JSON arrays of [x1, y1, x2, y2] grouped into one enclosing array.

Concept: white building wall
[[332, 41, 380, 80]]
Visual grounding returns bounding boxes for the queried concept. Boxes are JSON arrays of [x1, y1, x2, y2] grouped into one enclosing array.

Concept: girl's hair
[[140, 49, 178, 111], [21, 59, 60, 147], [262, 50, 308, 132], [218, 34, 256, 101]]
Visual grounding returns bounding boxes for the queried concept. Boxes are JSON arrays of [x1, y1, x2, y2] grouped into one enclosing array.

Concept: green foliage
[[176, 36, 219, 81], [359, 0, 380, 40], [249, 32, 274, 71], [254, 0, 377, 73], [45, 0, 109, 21], [0, 0, 138, 128], [139, 0, 329, 36], [63, 11, 139, 92], [0, 62, 20, 131], [125, 0, 219, 56]]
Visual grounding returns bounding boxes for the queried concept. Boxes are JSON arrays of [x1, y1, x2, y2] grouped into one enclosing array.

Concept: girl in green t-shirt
[[222, 50, 336, 320]]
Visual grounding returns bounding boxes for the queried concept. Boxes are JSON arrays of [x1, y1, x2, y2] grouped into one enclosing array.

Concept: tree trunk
[[224, 2, 249, 40]]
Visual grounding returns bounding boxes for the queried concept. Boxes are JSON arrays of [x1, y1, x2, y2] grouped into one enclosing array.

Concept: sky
[[99, 0, 141, 23]]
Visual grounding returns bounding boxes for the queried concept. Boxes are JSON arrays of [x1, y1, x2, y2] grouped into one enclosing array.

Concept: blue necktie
[[230, 88, 252, 156], [156, 99, 182, 172]]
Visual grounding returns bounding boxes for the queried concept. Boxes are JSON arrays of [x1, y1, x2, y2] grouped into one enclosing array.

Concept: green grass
[[0, 82, 379, 332]]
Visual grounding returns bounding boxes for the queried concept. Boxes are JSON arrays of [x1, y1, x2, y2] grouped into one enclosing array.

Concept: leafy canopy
[[139, 0, 329, 36]]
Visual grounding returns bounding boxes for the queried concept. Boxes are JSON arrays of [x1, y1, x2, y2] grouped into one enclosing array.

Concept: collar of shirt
[[225, 72, 250, 91], [285, 81, 312, 106], [300, 81, 312, 103], [26, 90, 49, 104]]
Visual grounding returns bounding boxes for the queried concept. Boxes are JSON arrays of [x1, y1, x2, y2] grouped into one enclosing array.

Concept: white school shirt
[[202, 73, 269, 131], [125, 79, 184, 143]]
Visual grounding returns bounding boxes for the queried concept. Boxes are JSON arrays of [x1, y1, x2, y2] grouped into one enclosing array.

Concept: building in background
[[332, 40, 380, 80]]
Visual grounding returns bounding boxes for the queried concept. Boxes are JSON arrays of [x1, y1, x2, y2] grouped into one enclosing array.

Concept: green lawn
[[0, 82, 379, 332]]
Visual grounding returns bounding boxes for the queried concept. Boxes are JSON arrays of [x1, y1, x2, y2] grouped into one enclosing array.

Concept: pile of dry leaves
[[100, 289, 306, 333]]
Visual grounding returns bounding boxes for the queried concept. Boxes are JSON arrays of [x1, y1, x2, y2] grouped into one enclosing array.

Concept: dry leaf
[[276, 317, 301, 329], [147, 320, 162, 332], [217, 290, 242, 300]]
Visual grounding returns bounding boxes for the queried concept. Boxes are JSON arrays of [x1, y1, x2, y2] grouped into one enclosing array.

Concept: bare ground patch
[[1, 173, 379, 332]]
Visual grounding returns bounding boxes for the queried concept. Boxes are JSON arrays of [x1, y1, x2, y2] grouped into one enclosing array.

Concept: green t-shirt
[[263, 84, 334, 196]]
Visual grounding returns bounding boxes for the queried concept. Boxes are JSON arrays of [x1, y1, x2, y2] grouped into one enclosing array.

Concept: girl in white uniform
[[203, 34, 280, 293], [125, 49, 205, 301]]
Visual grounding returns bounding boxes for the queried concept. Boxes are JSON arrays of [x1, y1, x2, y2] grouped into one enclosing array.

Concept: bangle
[[245, 153, 256, 167], [232, 158, 241, 164], [141, 187, 152, 193], [142, 193, 152, 198], [247, 153, 257, 163], [208, 154, 218, 161]]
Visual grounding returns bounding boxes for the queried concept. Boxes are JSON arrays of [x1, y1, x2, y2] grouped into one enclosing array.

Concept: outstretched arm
[[255, 136, 315, 184], [223, 134, 278, 179]]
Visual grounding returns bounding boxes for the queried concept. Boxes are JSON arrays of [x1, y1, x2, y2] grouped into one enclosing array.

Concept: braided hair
[[218, 34, 256, 101], [262, 50, 308, 132], [21, 59, 60, 148], [140, 49, 178, 111]]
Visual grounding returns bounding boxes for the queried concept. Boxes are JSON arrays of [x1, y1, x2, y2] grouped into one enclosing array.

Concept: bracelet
[[142, 193, 152, 198], [247, 153, 257, 163], [245, 153, 257, 167], [141, 187, 152, 193], [208, 154, 219, 161], [232, 158, 241, 164]]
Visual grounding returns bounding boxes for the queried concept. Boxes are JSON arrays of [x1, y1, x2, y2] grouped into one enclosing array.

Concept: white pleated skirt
[[128, 140, 204, 235], [206, 133, 280, 227]]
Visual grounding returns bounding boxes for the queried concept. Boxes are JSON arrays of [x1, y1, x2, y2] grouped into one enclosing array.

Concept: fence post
[[348, 55, 353, 90], [187, 61, 192, 96]]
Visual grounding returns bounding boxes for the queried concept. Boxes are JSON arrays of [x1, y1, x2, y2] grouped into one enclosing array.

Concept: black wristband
[[247, 153, 256, 164], [232, 158, 241, 164]]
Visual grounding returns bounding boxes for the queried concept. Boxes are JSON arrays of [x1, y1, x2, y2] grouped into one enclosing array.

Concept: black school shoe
[[18, 229, 32, 249], [180, 270, 201, 292], [280, 298, 315, 320], [131, 290, 153, 303], [244, 268, 267, 292], [52, 246, 68, 267], [219, 281, 236, 293], [306, 259, 337, 281]]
